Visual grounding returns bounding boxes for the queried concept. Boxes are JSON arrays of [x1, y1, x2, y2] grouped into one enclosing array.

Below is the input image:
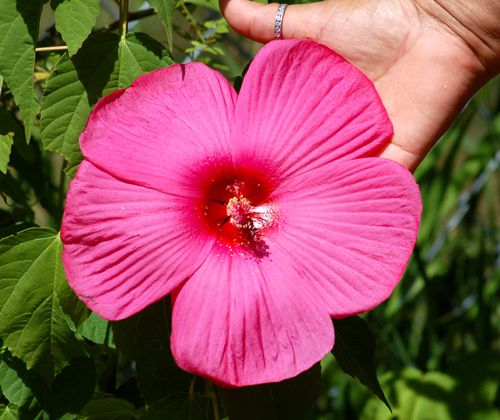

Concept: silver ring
[[274, 4, 287, 40]]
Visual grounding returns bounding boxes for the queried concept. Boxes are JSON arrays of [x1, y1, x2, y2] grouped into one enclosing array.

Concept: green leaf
[[50, 0, 100, 56], [148, 0, 177, 50], [40, 31, 173, 164], [0, 0, 43, 140], [113, 299, 191, 404], [233, 61, 251, 93], [0, 74, 3, 96], [0, 228, 86, 384], [360, 368, 477, 420], [112, 298, 172, 374], [332, 316, 390, 410], [77, 312, 110, 345], [64, 161, 80, 179], [448, 351, 500, 410], [142, 393, 210, 420], [78, 397, 139, 419], [39, 34, 115, 165], [45, 357, 96, 417], [56, 276, 90, 329], [104, 32, 174, 96], [0, 133, 13, 174], [0, 351, 96, 418], [0, 356, 37, 410], [0, 405, 18, 420], [220, 363, 321, 420], [136, 363, 190, 406], [185, 0, 219, 10]]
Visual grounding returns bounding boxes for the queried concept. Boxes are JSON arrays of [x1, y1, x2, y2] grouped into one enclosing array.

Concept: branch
[[35, 45, 68, 53], [119, 0, 129, 36], [107, 8, 156, 31]]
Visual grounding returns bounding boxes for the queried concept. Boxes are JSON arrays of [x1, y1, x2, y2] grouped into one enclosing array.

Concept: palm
[[221, 0, 487, 170], [310, 0, 480, 170]]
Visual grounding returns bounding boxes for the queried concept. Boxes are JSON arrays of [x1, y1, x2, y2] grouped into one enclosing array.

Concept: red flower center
[[198, 164, 277, 257]]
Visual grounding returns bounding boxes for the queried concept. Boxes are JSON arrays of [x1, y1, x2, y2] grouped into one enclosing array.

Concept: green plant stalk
[[189, 376, 196, 396], [209, 383, 220, 420], [35, 45, 68, 53], [119, 0, 129, 37], [106, 8, 155, 31], [178, 0, 206, 44]]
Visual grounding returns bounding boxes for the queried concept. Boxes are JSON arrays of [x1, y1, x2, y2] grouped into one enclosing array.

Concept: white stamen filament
[[227, 196, 274, 231]]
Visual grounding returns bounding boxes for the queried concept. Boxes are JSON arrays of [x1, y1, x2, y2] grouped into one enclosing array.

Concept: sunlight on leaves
[[0, 0, 43, 140], [0, 405, 18, 420], [50, 0, 100, 56], [0, 228, 85, 384], [0, 133, 13, 174], [40, 31, 174, 169]]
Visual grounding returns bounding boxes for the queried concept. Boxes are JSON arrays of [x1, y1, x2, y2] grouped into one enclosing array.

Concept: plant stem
[[188, 376, 196, 396], [107, 8, 155, 31], [35, 45, 68, 53], [210, 386, 220, 420], [119, 0, 129, 37], [178, 0, 205, 43]]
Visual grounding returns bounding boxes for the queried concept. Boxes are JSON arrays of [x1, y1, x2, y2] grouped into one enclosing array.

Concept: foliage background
[[0, 0, 498, 419]]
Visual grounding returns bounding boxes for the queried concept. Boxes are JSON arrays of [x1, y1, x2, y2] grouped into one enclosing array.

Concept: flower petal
[[80, 63, 237, 197], [231, 40, 392, 179], [275, 158, 422, 317], [171, 249, 334, 387], [61, 161, 214, 320]]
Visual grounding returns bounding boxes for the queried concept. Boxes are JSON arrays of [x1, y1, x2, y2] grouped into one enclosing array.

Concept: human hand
[[220, 0, 500, 171]]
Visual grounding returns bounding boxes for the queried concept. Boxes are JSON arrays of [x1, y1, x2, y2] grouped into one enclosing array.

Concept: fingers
[[219, 0, 324, 43], [379, 143, 424, 173]]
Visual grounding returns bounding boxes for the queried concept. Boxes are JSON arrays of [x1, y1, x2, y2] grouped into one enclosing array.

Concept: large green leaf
[[0, 351, 95, 418], [448, 351, 500, 416], [220, 363, 322, 420], [40, 34, 116, 165], [148, 0, 177, 50], [113, 299, 191, 405], [185, 0, 219, 11], [360, 368, 479, 420], [141, 393, 210, 420], [332, 316, 390, 410], [40, 31, 173, 166], [0, 133, 13, 174], [0, 356, 37, 410], [113, 299, 176, 376], [77, 311, 110, 345], [0, 405, 18, 420], [78, 397, 140, 419], [0, 228, 86, 384], [0, 0, 43, 140], [50, 0, 100, 56]]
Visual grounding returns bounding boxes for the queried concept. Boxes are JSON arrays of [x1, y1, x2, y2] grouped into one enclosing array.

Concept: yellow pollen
[[226, 195, 275, 233], [227, 196, 253, 228]]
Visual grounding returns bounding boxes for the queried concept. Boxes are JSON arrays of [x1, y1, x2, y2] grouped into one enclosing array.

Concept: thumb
[[219, 0, 326, 43]]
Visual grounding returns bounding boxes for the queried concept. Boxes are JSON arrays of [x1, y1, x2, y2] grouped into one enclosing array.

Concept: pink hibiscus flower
[[61, 40, 421, 387]]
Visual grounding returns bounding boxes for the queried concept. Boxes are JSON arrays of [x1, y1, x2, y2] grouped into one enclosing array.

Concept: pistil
[[227, 195, 253, 228]]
